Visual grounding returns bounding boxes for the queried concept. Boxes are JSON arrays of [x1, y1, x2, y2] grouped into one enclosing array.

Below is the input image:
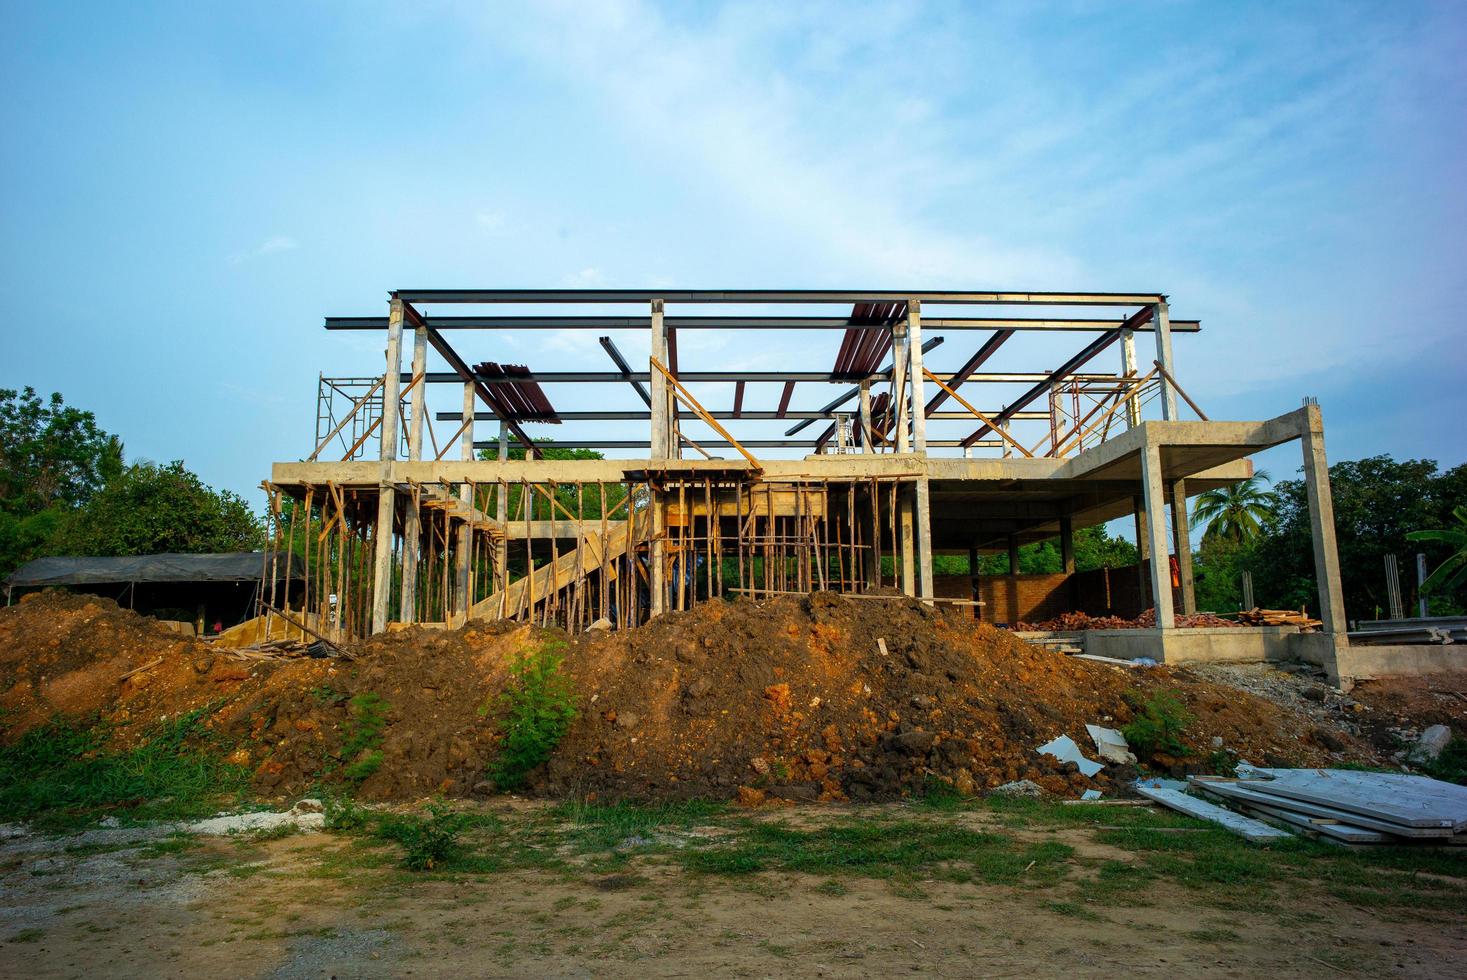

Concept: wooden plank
[[1241, 769, 1467, 831], [1133, 784, 1293, 843], [1193, 777, 1453, 839]]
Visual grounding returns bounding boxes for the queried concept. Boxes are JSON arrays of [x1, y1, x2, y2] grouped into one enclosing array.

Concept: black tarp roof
[[5, 552, 306, 588]]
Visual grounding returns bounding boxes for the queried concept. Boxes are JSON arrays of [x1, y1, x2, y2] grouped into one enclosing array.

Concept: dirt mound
[[0, 591, 1382, 804], [541, 593, 1354, 802], [0, 592, 261, 738]]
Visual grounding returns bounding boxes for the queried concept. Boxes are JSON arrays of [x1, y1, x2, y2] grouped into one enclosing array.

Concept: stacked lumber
[[1235, 607, 1322, 631], [1187, 768, 1467, 847], [225, 638, 323, 661]]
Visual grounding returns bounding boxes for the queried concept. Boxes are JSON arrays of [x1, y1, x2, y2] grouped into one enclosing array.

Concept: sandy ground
[[3, 804, 1464, 979]]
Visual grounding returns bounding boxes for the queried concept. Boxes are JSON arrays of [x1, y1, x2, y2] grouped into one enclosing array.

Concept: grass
[[0, 707, 249, 831], [680, 816, 1074, 885]]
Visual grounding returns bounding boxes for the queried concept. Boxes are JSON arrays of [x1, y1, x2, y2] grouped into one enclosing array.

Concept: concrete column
[[1168, 479, 1196, 615], [908, 301, 934, 601], [370, 298, 405, 633], [494, 421, 508, 606], [1121, 328, 1141, 428], [1152, 301, 1177, 421], [398, 326, 429, 621], [892, 321, 910, 453], [858, 381, 873, 452], [649, 300, 669, 459], [454, 382, 475, 617], [1060, 515, 1075, 575], [406, 327, 428, 458], [649, 300, 668, 616], [1007, 534, 1020, 577], [1301, 405, 1347, 634], [1141, 443, 1175, 629]]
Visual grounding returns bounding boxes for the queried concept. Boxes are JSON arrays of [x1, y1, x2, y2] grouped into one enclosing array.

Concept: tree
[[51, 460, 262, 556], [1408, 506, 1467, 595], [973, 524, 1137, 575], [1191, 471, 1277, 544], [0, 388, 123, 574], [1246, 456, 1465, 619], [476, 442, 627, 524]]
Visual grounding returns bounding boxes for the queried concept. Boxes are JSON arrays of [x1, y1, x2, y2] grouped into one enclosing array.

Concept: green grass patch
[[0, 707, 249, 830], [681, 816, 1073, 885], [340, 693, 388, 782]]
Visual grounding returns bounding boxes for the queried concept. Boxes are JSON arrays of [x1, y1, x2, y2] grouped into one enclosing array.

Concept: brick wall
[[934, 560, 1183, 625]]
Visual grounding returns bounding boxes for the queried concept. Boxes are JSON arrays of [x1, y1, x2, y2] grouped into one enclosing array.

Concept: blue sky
[[3, 0, 1464, 507]]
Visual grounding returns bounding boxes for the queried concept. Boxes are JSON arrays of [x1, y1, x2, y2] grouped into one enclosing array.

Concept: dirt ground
[[3, 800, 1464, 979]]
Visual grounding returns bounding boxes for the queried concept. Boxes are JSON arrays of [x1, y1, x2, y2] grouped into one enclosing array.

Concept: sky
[[2, 0, 1465, 510]]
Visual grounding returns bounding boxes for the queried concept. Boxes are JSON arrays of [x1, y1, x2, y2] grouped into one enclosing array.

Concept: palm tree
[[1407, 506, 1467, 594], [1192, 471, 1277, 544]]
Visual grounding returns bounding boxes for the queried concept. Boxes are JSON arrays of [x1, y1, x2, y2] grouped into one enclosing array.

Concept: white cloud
[[482, 0, 1082, 286], [475, 210, 507, 234], [229, 235, 300, 265]]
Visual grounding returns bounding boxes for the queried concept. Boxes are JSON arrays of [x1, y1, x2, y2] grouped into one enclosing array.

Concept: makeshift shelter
[[4, 552, 306, 634]]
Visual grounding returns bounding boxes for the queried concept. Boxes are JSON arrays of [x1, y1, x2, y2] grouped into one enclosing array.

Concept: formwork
[[263, 289, 1350, 668]]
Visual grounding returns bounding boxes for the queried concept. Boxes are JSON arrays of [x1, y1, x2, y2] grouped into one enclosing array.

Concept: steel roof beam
[[924, 329, 1015, 416], [435, 410, 1050, 422], [327, 315, 1198, 333], [408, 368, 1112, 385], [596, 336, 652, 407], [959, 307, 1149, 448], [400, 303, 536, 452], [469, 439, 1005, 450], [391, 289, 1166, 306], [783, 336, 946, 437]]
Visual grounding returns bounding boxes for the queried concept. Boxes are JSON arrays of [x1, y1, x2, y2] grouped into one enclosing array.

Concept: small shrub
[[321, 792, 369, 832], [1205, 750, 1237, 777], [340, 693, 388, 782], [1122, 689, 1193, 758], [376, 802, 469, 871], [489, 640, 578, 790], [1423, 735, 1467, 785]]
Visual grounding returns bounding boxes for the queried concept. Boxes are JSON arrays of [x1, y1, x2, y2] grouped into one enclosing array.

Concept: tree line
[[1, 388, 261, 578]]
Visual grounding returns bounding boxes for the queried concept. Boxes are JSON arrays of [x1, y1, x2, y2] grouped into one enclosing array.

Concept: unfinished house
[[265, 289, 1362, 678]]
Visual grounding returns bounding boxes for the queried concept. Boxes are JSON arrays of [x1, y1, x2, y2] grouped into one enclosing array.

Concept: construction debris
[[1235, 608, 1323, 631], [1185, 768, 1467, 846], [1016, 609, 1245, 631], [1134, 782, 1293, 843], [1036, 734, 1104, 777], [1085, 724, 1136, 765]]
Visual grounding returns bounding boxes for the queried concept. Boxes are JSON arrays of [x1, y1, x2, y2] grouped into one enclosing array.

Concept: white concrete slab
[[1242, 769, 1467, 832], [1133, 785, 1293, 843]]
